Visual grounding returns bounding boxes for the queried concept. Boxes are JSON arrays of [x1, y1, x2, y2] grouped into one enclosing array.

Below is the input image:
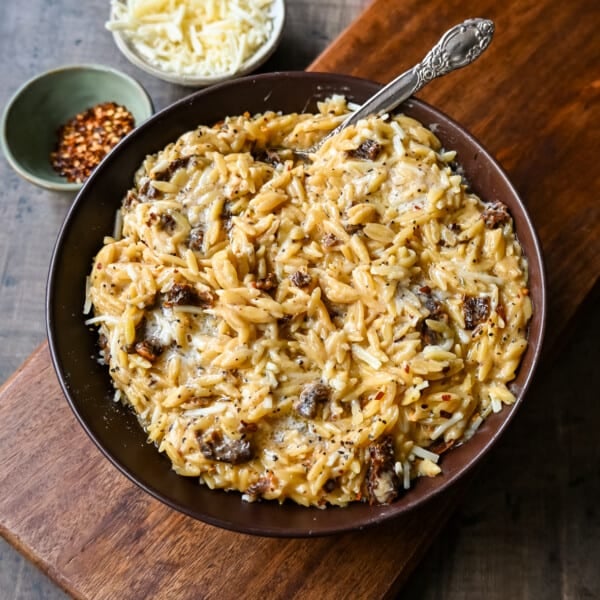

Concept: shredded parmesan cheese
[[107, 0, 275, 77]]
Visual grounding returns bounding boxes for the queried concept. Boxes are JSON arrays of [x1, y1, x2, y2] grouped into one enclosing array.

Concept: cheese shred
[[107, 0, 275, 77]]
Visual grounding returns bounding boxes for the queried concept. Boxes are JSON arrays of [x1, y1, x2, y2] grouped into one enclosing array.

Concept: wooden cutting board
[[0, 345, 467, 599], [1, 0, 598, 598]]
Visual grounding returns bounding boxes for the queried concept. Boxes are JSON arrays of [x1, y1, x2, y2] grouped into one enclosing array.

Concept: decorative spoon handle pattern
[[321, 18, 494, 145]]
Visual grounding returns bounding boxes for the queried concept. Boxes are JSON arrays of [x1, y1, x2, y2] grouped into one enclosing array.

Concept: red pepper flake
[[404, 364, 410, 373], [375, 390, 385, 400], [50, 102, 135, 183], [96, 263, 103, 270], [441, 394, 452, 401]]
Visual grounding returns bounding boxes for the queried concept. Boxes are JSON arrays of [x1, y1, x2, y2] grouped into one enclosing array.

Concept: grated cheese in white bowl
[[107, 0, 285, 86]]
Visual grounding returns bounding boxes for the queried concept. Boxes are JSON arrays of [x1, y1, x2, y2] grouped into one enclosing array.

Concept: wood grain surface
[[1, 0, 599, 598]]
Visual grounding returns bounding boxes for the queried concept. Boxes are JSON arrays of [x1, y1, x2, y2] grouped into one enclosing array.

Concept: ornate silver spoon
[[290, 18, 494, 159]]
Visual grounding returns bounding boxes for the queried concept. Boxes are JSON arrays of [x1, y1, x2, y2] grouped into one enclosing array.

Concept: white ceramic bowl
[[109, 0, 286, 87]]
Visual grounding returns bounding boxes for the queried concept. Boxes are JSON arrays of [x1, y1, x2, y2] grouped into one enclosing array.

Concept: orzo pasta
[[85, 96, 532, 507]]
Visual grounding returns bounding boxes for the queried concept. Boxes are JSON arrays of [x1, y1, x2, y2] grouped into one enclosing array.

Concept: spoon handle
[[328, 18, 494, 137]]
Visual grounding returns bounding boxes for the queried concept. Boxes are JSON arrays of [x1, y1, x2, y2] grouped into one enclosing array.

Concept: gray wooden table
[[1, 1, 598, 599]]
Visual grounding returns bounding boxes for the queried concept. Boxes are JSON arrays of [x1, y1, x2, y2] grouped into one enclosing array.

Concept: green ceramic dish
[[1, 64, 154, 192]]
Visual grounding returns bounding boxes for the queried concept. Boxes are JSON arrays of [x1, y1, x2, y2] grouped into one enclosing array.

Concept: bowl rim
[[1, 63, 154, 192], [110, 0, 286, 87], [46, 71, 547, 536]]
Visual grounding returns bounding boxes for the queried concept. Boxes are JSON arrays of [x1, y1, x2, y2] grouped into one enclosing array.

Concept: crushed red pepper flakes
[[50, 102, 135, 183]]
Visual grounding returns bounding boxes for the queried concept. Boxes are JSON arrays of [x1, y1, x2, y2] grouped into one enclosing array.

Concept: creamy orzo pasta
[[85, 96, 532, 507]]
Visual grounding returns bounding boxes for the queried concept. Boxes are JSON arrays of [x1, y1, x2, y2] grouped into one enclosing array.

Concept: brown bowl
[[46, 72, 546, 537]]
